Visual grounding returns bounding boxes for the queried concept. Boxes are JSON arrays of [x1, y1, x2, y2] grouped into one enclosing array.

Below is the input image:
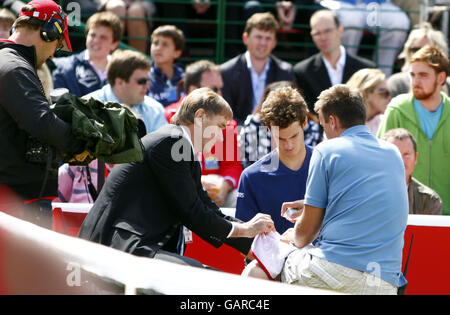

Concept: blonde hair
[[399, 22, 448, 63], [411, 45, 450, 77], [346, 68, 386, 120]]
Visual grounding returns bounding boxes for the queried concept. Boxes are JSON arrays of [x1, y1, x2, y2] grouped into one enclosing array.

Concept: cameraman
[[0, 0, 84, 228]]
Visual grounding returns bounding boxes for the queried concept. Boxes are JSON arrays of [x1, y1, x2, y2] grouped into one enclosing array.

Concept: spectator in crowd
[[165, 60, 242, 208], [0, 0, 85, 228], [236, 86, 312, 234], [346, 68, 391, 135], [52, 11, 122, 97], [0, 7, 15, 38], [388, 22, 449, 98], [79, 88, 275, 268], [321, 0, 410, 77], [378, 45, 450, 214], [243, 0, 320, 32], [86, 49, 166, 134], [221, 12, 294, 125], [56, 49, 167, 204], [0, 5, 54, 102], [100, 0, 157, 54], [244, 84, 408, 294], [392, 0, 420, 29], [239, 81, 320, 169], [147, 25, 185, 107], [382, 128, 442, 215], [294, 10, 374, 121]]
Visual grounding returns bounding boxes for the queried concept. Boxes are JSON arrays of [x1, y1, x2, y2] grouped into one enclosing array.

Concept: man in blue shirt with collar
[[276, 85, 408, 294], [86, 49, 167, 134]]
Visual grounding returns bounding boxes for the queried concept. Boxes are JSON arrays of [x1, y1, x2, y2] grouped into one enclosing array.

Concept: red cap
[[19, 0, 72, 52]]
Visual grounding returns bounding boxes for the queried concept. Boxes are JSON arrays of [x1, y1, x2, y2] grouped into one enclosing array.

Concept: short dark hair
[[381, 128, 418, 153], [184, 60, 220, 91], [85, 11, 123, 43], [314, 84, 366, 128], [12, 5, 44, 31], [151, 24, 185, 51], [260, 86, 308, 129], [171, 87, 232, 125], [0, 8, 16, 25], [244, 12, 279, 35], [107, 49, 151, 85]]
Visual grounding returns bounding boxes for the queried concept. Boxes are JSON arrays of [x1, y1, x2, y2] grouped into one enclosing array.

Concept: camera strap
[[37, 146, 53, 201], [85, 165, 98, 202]]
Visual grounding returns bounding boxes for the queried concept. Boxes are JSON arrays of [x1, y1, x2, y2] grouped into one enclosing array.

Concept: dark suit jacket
[[79, 124, 252, 258], [294, 51, 376, 113], [221, 53, 294, 125]]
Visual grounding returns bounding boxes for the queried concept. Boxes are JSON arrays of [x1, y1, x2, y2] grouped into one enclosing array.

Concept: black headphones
[[19, 8, 66, 43], [39, 10, 65, 43]]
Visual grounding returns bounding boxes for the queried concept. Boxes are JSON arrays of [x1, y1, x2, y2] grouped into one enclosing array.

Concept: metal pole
[[419, 0, 429, 24], [216, 0, 227, 64]]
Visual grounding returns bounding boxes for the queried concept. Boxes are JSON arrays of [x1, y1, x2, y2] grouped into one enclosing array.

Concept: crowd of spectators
[[1, 0, 450, 295]]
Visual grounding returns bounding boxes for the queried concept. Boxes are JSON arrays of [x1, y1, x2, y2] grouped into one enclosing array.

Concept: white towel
[[251, 231, 297, 279]]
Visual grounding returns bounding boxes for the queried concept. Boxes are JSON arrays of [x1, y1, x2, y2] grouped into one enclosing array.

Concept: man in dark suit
[[220, 12, 294, 125], [78, 88, 275, 268], [294, 9, 375, 116]]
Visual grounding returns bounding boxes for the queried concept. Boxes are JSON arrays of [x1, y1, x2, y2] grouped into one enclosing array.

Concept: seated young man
[[243, 85, 408, 295], [148, 25, 185, 107], [235, 86, 312, 234], [52, 11, 122, 97]]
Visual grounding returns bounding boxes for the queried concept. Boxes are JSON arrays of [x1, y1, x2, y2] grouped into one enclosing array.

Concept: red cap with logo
[[19, 0, 72, 52]]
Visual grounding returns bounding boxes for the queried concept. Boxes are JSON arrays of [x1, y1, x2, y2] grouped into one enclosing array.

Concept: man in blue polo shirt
[[235, 86, 312, 233], [277, 85, 408, 294]]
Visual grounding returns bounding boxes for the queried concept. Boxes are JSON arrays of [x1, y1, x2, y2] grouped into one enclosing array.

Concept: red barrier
[[401, 215, 450, 295], [49, 203, 450, 294]]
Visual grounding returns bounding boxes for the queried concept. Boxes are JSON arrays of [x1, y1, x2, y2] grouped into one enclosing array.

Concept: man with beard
[[377, 45, 450, 214]]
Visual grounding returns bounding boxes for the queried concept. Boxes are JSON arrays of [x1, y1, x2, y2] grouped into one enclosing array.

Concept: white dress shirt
[[322, 45, 347, 86]]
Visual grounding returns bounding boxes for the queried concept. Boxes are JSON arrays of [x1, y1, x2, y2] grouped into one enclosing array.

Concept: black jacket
[[79, 124, 253, 258], [0, 41, 80, 200], [294, 51, 376, 114], [221, 53, 294, 125]]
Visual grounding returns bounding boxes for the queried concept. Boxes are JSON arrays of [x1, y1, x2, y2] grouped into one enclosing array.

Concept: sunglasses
[[208, 86, 221, 93], [408, 46, 422, 54], [375, 88, 391, 99], [135, 78, 150, 85]]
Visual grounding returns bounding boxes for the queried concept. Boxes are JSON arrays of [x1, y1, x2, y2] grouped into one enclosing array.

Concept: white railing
[[0, 211, 339, 295]]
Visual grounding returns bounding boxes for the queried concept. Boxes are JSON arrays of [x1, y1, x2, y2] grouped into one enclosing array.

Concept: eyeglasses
[[311, 27, 336, 38], [56, 38, 64, 52], [135, 78, 150, 85], [208, 86, 221, 93]]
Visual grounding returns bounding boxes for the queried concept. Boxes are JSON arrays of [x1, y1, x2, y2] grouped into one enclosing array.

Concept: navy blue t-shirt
[[235, 145, 312, 233]]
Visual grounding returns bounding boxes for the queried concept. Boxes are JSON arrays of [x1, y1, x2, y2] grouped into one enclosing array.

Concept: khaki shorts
[[281, 247, 397, 295]]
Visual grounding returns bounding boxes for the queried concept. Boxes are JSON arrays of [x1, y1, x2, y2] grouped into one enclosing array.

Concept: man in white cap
[[0, 0, 84, 228]]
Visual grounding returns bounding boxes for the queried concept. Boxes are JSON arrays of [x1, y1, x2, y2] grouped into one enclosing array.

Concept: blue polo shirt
[[236, 146, 312, 233], [305, 125, 408, 287]]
